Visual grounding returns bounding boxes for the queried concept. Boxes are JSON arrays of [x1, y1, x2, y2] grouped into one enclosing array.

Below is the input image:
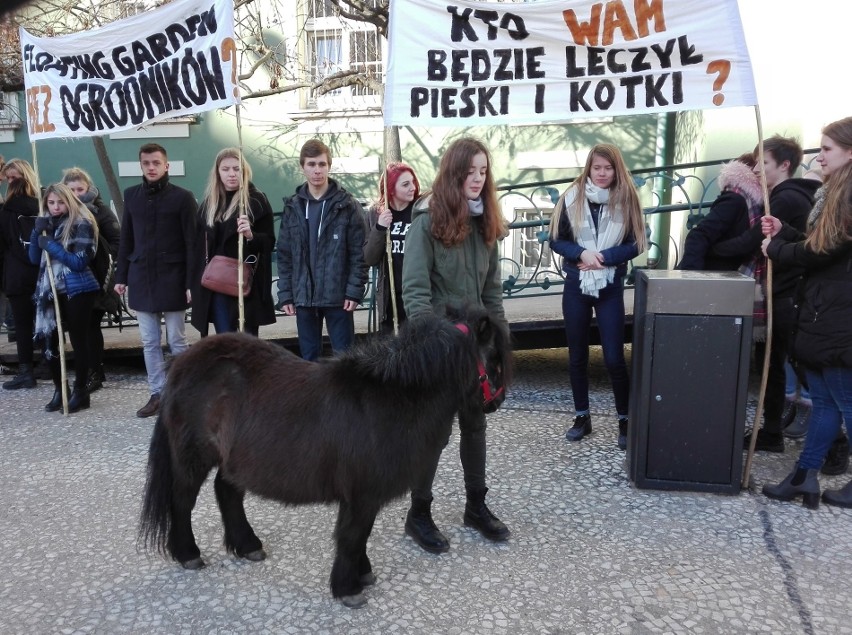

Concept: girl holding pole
[[61, 167, 121, 393], [191, 148, 275, 336], [761, 116, 852, 508], [364, 161, 420, 334], [29, 183, 100, 412]]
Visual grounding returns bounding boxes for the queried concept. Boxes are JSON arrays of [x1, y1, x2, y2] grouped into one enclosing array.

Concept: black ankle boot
[[743, 429, 785, 453], [67, 384, 90, 413], [464, 487, 510, 541], [565, 414, 592, 442], [822, 478, 852, 508], [45, 385, 66, 412], [85, 367, 105, 393], [783, 403, 811, 439], [3, 363, 36, 390], [821, 435, 850, 476], [405, 496, 449, 554], [762, 463, 820, 509]]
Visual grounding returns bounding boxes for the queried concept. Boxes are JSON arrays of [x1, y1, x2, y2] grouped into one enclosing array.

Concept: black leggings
[[7, 293, 35, 365], [88, 309, 105, 372], [48, 292, 97, 389], [412, 404, 488, 500], [764, 298, 809, 433]]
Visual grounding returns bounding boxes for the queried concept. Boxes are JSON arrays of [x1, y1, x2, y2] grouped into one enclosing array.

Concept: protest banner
[[384, 0, 756, 126], [21, 0, 238, 140]]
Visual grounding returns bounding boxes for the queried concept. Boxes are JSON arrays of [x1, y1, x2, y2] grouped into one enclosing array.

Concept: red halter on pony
[[455, 322, 505, 410]]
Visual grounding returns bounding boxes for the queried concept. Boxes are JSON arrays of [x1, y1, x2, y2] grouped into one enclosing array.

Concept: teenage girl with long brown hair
[[401, 137, 511, 553], [549, 143, 646, 450]]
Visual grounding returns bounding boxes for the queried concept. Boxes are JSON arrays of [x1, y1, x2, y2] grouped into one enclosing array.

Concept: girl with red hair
[[363, 162, 421, 333]]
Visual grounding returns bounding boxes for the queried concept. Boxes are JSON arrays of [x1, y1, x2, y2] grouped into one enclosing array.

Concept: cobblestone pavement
[[0, 347, 850, 635]]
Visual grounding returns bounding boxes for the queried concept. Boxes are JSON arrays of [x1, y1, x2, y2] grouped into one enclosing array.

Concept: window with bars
[[105, 0, 151, 20], [516, 209, 555, 277], [0, 91, 22, 129], [308, 34, 343, 94], [304, 0, 383, 106]]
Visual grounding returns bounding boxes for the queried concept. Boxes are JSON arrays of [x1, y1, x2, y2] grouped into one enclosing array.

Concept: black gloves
[[38, 235, 51, 250], [34, 216, 53, 234]]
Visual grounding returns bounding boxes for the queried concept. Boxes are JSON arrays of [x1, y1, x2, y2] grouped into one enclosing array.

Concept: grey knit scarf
[[807, 185, 826, 230]]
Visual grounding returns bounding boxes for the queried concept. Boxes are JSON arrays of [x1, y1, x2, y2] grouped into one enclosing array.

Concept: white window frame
[[514, 207, 556, 279], [302, 0, 383, 110], [0, 92, 23, 131]]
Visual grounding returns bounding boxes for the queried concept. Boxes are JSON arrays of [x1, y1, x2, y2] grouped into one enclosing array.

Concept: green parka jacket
[[401, 200, 506, 328]]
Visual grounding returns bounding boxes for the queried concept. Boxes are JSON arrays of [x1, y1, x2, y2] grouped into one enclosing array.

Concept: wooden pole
[[382, 164, 399, 335], [230, 39, 246, 334], [235, 103, 246, 333], [31, 142, 69, 415], [742, 105, 773, 488]]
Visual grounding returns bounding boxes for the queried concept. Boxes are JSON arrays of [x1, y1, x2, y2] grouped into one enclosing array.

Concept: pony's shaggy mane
[[336, 313, 474, 388]]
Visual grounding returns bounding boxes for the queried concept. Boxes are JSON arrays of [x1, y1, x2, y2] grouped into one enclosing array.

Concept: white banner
[[384, 0, 757, 127], [21, 0, 238, 140]]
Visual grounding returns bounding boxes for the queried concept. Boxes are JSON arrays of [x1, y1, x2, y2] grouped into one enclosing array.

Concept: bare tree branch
[[331, 0, 388, 37], [242, 82, 313, 100], [239, 50, 274, 81]]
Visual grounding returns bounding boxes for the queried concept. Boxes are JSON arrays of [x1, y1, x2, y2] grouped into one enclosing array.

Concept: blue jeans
[[211, 293, 258, 336], [785, 360, 809, 400], [136, 310, 188, 395], [798, 367, 852, 470], [562, 278, 629, 416], [784, 361, 797, 397], [295, 306, 354, 361]]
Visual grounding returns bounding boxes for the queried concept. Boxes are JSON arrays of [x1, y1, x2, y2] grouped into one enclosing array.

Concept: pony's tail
[[139, 412, 173, 556]]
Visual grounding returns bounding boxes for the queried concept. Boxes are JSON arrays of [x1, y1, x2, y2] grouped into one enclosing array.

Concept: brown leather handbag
[[201, 254, 257, 297]]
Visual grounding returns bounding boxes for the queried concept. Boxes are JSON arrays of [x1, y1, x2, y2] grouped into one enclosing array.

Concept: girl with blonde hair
[[29, 183, 100, 412], [191, 148, 276, 336], [549, 143, 646, 449], [61, 166, 121, 393]]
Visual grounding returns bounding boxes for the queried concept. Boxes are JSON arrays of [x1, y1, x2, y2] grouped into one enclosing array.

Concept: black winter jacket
[[709, 178, 820, 298], [276, 179, 367, 308], [191, 184, 276, 335], [678, 161, 762, 271], [0, 193, 40, 296], [80, 188, 121, 287], [115, 175, 197, 312], [767, 225, 852, 369], [363, 202, 413, 325]]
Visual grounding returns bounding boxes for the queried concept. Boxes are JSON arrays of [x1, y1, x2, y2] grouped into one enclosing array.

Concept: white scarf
[[569, 178, 626, 297]]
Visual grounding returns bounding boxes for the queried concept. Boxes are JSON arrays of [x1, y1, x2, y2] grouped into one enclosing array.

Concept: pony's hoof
[[180, 557, 206, 570], [241, 549, 267, 562], [339, 593, 367, 609], [359, 572, 377, 586]]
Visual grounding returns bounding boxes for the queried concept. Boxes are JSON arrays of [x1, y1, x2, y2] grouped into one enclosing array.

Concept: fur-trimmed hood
[[717, 160, 763, 207]]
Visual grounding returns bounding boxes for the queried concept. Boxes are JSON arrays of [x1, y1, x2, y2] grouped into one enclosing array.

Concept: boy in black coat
[[114, 143, 197, 417]]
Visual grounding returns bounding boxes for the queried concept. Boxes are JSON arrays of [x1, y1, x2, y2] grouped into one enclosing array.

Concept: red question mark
[[706, 60, 731, 106]]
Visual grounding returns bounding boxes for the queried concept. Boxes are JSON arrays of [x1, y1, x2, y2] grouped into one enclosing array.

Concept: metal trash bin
[[627, 270, 755, 494]]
